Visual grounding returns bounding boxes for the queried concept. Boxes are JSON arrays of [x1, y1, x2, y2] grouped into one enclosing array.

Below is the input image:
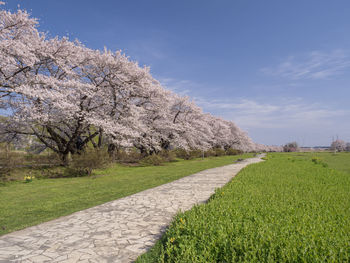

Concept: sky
[[3, 0, 350, 146]]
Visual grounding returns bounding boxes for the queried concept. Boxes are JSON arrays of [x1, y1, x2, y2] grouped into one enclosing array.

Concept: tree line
[[0, 5, 280, 165]]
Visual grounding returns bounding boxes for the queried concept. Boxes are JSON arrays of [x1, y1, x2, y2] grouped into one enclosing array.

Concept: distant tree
[[283, 142, 299, 152], [346, 143, 350, 152], [330, 139, 346, 152]]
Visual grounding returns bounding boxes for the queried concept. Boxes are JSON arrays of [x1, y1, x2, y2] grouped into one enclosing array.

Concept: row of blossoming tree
[[0, 5, 281, 165]]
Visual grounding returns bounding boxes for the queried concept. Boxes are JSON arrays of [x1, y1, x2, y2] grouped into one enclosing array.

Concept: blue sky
[[4, 0, 350, 146]]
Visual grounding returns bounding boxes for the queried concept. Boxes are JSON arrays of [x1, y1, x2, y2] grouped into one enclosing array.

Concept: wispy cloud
[[195, 97, 349, 131], [261, 49, 350, 80], [155, 74, 350, 145], [158, 77, 197, 95]]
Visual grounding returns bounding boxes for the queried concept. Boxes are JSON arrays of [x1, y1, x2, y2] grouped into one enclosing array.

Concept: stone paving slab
[[0, 155, 264, 263]]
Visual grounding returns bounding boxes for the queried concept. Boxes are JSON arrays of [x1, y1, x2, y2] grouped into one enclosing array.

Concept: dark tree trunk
[[108, 143, 117, 159], [60, 152, 70, 166], [98, 128, 103, 148]]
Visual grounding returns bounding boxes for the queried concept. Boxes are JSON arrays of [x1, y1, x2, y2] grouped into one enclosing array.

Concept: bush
[[204, 149, 215, 157], [25, 152, 61, 166], [189, 150, 202, 159], [159, 150, 177, 162], [174, 149, 192, 160], [225, 148, 243, 156], [69, 149, 111, 176], [0, 150, 24, 181], [115, 149, 143, 164], [175, 149, 204, 160], [140, 155, 165, 166], [213, 148, 225, 156]]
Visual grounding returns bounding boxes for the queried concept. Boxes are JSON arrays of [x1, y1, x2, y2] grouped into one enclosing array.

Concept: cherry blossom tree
[[330, 139, 346, 152], [0, 4, 278, 165], [346, 142, 350, 152], [0, 7, 164, 163], [283, 142, 299, 152]]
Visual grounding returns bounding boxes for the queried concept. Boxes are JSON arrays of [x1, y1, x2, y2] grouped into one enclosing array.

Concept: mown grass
[[137, 153, 350, 262], [0, 154, 253, 236]]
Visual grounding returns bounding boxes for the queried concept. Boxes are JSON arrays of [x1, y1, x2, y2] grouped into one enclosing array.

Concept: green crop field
[[0, 154, 252, 236], [137, 152, 350, 262], [290, 151, 350, 174]]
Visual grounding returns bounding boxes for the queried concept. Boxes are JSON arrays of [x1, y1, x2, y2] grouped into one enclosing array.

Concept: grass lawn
[[137, 152, 350, 262], [0, 154, 253, 236]]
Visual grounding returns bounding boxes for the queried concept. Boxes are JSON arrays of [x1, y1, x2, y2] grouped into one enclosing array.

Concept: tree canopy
[[0, 6, 281, 163]]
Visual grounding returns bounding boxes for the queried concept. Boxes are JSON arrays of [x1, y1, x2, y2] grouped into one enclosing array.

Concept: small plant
[[311, 157, 328, 167], [312, 157, 321, 164], [24, 175, 35, 183]]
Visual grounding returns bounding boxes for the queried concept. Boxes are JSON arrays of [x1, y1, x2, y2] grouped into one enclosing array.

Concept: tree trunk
[[98, 128, 103, 148], [108, 144, 117, 159], [60, 153, 70, 166]]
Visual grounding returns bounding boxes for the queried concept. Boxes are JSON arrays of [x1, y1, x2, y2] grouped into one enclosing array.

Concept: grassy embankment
[[137, 152, 350, 262], [0, 153, 253, 236]]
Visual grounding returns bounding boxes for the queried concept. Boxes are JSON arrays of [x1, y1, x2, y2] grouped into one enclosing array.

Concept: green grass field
[[0, 154, 253, 236], [290, 151, 350, 174], [137, 152, 350, 262]]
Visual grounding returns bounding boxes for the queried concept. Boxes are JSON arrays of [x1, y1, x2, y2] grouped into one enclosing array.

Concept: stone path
[[0, 155, 264, 263]]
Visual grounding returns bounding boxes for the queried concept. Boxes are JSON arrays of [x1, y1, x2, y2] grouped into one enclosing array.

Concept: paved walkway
[[0, 155, 264, 263]]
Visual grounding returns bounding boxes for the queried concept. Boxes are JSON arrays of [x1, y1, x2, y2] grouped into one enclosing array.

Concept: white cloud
[[158, 77, 195, 95], [261, 49, 350, 80], [195, 97, 348, 130], [195, 97, 350, 145], [155, 74, 350, 145]]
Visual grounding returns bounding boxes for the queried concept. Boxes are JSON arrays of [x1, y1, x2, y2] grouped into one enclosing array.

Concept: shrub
[[204, 149, 215, 157], [225, 148, 243, 156], [0, 150, 24, 181], [69, 149, 111, 176], [174, 149, 191, 160], [140, 154, 165, 166], [174, 149, 205, 160], [213, 148, 225, 156], [159, 150, 177, 162], [39, 168, 65, 179], [115, 149, 143, 164], [27, 152, 61, 166], [188, 150, 203, 159]]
